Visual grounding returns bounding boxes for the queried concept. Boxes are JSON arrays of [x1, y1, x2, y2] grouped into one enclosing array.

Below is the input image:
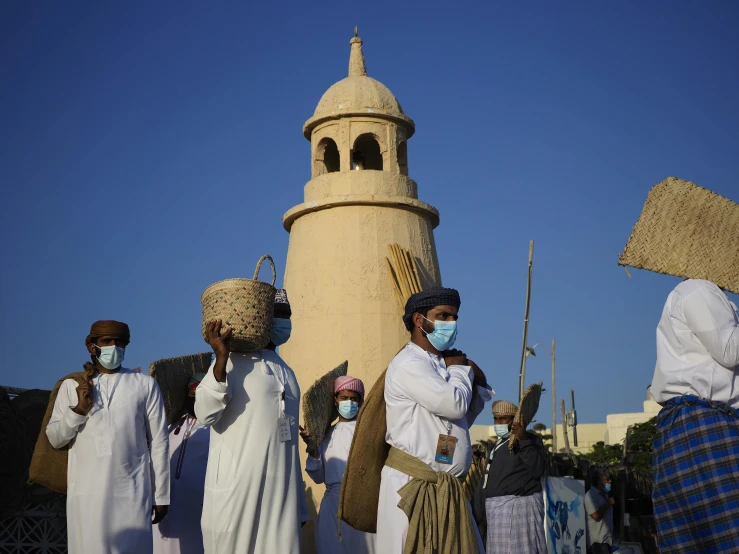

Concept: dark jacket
[[472, 433, 548, 535]]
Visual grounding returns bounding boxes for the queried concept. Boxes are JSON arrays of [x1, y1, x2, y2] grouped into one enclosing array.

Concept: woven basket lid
[[149, 352, 213, 425], [510, 382, 543, 451], [619, 177, 739, 294], [301, 361, 348, 455]]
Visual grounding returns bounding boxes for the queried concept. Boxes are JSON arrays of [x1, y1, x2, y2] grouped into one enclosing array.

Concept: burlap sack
[[28, 372, 89, 493], [337, 369, 389, 533], [301, 361, 348, 455]]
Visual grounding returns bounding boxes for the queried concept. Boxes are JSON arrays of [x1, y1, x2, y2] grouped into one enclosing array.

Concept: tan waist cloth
[[385, 446, 481, 554]]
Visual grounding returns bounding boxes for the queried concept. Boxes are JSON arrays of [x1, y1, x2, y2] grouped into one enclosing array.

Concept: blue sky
[[1, 1, 737, 428]]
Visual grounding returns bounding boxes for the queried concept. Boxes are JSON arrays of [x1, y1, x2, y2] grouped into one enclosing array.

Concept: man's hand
[[72, 380, 94, 415], [511, 420, 528, 440], [206, 319, 232, 358], [608, 497, 616, 506], [299, 426, 319, 459], [444, 349, 468, 367], [152, 505, 169, 524]]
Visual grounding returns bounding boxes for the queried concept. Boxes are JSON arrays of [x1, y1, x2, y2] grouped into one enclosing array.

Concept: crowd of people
[[44, 278, 739, 553]]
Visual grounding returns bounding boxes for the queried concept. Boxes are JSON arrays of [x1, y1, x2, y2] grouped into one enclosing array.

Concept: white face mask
[[494, 424, 511, 439], [96, 345, 125, 369]]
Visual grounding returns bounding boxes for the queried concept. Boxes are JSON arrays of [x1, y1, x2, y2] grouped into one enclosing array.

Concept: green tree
[[626, 416, 656, 473], [581, 441, 623, 465], [531, 422, 553, 451]]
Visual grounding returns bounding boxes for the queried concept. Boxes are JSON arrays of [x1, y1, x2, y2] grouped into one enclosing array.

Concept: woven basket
[[149, 352, 213, 425], [619, 177, 739, 294], [201, 255, 277, 353]]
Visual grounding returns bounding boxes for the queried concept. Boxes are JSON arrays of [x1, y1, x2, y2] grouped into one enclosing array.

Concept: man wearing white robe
[[153, 372, 210, 554], [46, 320, 170, 554], [376, 288, 493, 554], [303, 375, 376, 554], [195, 319, 308, 554]]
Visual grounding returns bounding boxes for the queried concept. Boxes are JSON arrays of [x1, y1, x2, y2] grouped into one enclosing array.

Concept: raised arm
[[195, 319, 233, 426], [392, 355, 474, 420], [682, 285, 739, 369], [46, 379, 90, 449], [516, 432, 548, 480], [145, 378, 170, 508]]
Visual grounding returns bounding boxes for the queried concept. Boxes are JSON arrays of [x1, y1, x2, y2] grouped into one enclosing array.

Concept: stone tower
[[281, 30, 443, 551], [281, 30, 442, 393]]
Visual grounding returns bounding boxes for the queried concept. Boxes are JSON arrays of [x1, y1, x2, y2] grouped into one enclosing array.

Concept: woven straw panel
[[618, 177, 739, 294], [301, 361, 348, 455], [510, 382, 543, 452], [149, 352, 213, 425]]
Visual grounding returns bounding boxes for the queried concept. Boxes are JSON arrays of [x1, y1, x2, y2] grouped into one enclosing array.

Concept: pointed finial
[[348, 28, 366, 77], [354, 26, 358, 38]]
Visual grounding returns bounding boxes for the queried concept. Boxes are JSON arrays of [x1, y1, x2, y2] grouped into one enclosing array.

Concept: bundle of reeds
[[385, 243, 423, 308]]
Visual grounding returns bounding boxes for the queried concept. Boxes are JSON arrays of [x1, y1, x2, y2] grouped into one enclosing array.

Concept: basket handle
[[253, 255, 277, 286]]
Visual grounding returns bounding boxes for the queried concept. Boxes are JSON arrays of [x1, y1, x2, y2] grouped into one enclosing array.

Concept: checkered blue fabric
[[653, 395, 739, 553], [485, 493, 546, 554]]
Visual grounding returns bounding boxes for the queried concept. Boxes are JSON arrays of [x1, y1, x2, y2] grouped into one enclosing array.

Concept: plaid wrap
[[485, 493, 546, 554], [653, 395, 739, 553]]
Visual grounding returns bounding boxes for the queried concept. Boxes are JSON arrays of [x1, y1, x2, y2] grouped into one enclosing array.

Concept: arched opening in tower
[[352, 134, 383, 171], [315, 138, 340, 175], [398, 141, 408, 176]]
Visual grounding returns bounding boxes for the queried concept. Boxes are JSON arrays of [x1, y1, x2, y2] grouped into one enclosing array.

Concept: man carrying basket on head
[[195, 286, 308, 553]]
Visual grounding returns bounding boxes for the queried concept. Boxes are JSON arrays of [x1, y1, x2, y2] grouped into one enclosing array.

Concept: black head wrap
[[402, 287, 461, 331]]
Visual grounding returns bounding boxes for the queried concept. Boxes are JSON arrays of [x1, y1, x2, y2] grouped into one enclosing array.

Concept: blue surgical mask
[[422, 316, 457, 351], [96, 345, 125, 370], [604, 483, 612, 493], [494, 424, 511, 439], [337, 400, 359, 420], [271, 318, 292, 346]]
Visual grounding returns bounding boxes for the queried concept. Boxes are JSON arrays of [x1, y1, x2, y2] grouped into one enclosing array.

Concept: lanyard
[[428, 351, 454, 436], [267, 362, 288, 416], [175, 417, 197, 480], [482, 437, 510, 489]]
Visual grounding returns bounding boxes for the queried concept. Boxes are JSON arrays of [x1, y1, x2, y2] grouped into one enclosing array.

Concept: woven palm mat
[[618, 177, 739, 294], [301, 361, 348, 455], [149, 352, 213, 425], [337, 368, 390, 533], [510, 382, 543, 451]]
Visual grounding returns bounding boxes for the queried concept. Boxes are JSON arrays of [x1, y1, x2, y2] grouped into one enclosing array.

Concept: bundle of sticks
[[385, 243, 422, 309]]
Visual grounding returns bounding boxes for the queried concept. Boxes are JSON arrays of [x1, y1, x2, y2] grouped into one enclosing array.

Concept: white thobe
[[376, 342, 494, 554], [305, 421, 376, 554], [652, 279, 739, 407], [194, 349, 308, 554], [153, 416, 209, 554], [46, 368, 170, 554]]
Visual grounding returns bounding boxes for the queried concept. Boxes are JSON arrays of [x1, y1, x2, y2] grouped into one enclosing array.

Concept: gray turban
[[402, 287, 461, 330]]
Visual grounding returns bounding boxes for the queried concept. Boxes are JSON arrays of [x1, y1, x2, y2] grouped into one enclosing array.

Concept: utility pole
[[551, 340, 557, 453], [570, 389, 578, 448], [518, 240, 534, 403]]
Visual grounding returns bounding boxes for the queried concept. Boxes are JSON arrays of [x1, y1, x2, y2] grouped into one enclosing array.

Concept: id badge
[[435, 434, 457, 464], [278, 415, 292, 443], [95, 435, 112, 457]]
